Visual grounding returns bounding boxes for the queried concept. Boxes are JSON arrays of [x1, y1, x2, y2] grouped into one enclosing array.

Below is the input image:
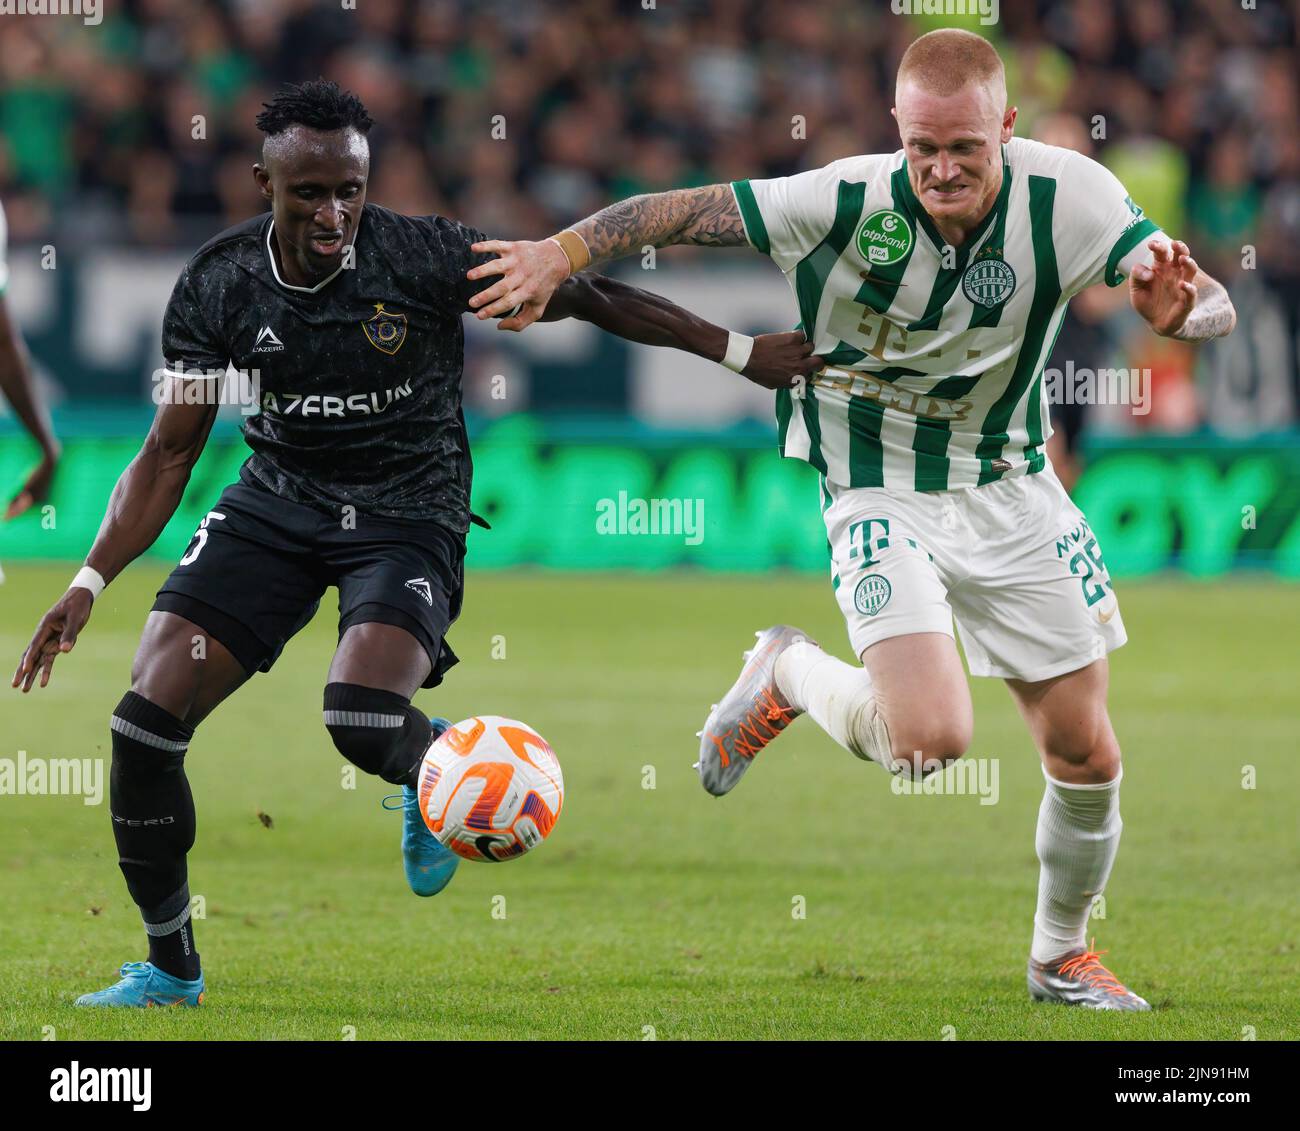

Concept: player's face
[[254, 126, 369, 283], [893, 80, 1015, 233]]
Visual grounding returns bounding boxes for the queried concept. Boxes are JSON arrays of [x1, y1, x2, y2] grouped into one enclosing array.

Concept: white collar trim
[[264, 216, 357, 294]]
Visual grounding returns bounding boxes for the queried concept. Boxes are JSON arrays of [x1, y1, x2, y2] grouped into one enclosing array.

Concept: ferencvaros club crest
[[961, 251, 1016, 309]]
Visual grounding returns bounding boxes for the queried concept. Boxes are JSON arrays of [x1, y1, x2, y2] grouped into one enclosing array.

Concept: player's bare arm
[[465, 184, 747, 330], [11, 393, 217, 692], [0, 294, 60, 520], [1129, 238, 1237, 341], [577, 183, 749, 257], [540, 272, 823, 390]]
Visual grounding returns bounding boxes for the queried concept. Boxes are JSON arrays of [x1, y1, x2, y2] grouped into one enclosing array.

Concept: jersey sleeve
[[1053, 150, 1166, 296], [414, 214, 504, 314], [160, 263, 229, 377], [731, 164, 846, 274]]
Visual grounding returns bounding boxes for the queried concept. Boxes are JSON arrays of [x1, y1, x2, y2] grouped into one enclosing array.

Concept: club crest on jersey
[[853, 574, 892, 617], [362, 303, 408, 355], [961, 256, 1016, 308], [856, 209, 913, 266]]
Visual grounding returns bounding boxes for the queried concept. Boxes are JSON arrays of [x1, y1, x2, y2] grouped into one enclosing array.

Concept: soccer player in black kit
[[11, 80, 819, 1007]]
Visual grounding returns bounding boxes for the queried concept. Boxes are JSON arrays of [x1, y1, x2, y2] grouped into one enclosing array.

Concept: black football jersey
[[160, 202, 495, 529]]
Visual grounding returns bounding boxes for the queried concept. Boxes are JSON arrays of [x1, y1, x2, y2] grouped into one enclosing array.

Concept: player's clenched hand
[[1129, 239, 1198, 337], [467, 239, 570, 331], [740, 331, 828, 390], [11, 587, 93, 693]]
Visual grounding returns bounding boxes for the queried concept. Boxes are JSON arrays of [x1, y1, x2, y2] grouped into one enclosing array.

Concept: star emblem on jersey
[[362, 303, 408, 356], [252, 325, 285, 353], [853, 574, 892, 617], [404, 577, 433, 606], [962, 256, 1016, 308], [856, 209, 913, 266]]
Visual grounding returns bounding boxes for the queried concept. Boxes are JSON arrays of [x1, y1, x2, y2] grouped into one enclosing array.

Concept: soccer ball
[[417, 716, 564, 862]]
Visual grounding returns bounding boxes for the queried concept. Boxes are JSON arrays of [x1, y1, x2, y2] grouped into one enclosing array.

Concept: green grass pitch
[[0, 563, 1296, 1040]]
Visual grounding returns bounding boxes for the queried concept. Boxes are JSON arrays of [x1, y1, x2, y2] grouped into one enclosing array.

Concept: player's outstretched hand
[[467, 239, 570, 331], [4, 449, 59, 520], [741, 331, 828, 390], [11, 587, 93, 693], [1129, 238, 1198, 337]]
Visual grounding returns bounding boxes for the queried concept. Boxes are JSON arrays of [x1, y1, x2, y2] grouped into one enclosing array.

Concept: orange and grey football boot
[[1028, 938, 1152, 1011], [695, 625, 813, 797]]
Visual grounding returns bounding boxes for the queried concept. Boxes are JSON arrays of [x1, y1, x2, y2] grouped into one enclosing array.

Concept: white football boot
[[695, 625, 813, 797], [1028, 938, 1152, 1011]]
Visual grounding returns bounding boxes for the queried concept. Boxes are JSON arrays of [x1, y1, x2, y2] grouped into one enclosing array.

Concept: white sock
[[774, 641, 894, 772], [1030, 767, 1123, 964]]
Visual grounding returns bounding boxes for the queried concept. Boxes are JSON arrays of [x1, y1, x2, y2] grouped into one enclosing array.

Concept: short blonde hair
[[896, 29, 1006, 101]]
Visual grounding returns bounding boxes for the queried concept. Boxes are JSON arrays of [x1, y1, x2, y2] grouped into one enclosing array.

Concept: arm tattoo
[[572, 184, 749, 266], [1173, 272, 1237, 341]]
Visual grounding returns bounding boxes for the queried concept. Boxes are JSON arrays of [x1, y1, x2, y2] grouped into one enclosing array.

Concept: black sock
[[323, 683, 434, 788], [144, 886, 201, 982], [400, 708, 434, 789], [110, 691, 201, 980]]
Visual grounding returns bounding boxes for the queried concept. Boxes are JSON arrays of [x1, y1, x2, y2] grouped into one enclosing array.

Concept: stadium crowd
[[0, 0, 1295, 423]]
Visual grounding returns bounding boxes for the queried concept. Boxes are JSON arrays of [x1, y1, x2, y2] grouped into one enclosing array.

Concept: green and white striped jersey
[[731, 137, 1163, 491]]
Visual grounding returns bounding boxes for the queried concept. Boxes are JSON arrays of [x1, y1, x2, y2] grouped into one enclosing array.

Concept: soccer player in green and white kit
[[466, 29, 1237, 1010]]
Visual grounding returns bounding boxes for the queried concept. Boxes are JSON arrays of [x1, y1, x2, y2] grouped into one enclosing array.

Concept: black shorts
[[153, 479, 465, 689]]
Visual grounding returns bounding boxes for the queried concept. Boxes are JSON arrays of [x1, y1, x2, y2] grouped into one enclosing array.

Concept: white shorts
[[822, 467, 1126, 683]]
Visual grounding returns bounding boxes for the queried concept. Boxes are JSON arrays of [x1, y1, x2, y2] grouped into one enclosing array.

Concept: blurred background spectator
[[0, 0, 1295, 433]]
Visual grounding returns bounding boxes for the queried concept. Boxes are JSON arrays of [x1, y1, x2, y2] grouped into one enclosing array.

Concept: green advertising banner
[[2, 412, 1299, 578], [1074, 438, 1300, 578]]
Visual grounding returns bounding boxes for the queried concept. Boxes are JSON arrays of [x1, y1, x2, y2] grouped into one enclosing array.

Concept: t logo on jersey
[[362, 303, 408, 356]]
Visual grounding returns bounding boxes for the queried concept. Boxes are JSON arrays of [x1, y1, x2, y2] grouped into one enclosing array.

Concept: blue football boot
[[74, 961, 204, 1008], [383, 716, 460, 897]]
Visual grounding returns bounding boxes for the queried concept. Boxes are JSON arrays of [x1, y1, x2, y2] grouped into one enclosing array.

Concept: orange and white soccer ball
[[417, 716, 564, 862]]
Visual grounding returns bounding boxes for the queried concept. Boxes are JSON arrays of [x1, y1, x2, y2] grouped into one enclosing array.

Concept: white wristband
[[69, 566, 106, 600], [721, 331, 755, 373]]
